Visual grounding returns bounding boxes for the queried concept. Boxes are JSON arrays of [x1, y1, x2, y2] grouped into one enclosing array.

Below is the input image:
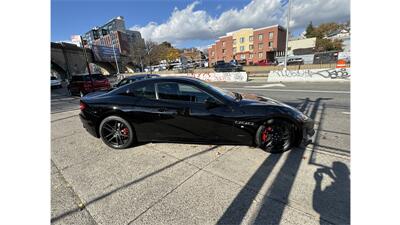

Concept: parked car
[[214, 60, 243, 72], [277, 58, 304, 66], [51, 76, 62, 89], [67, 74, 111, 96], [287, 58, 304, 65], [79, 77, 315, 153], [114, 74, 160, 88], [254, 59, 278, 66]]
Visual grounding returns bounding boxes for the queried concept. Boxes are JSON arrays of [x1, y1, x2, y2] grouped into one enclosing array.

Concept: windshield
[[196, 79, 236, 100]]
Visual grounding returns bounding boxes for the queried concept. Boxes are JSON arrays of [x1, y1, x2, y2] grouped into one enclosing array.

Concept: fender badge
[[234, 121, 255, 126]]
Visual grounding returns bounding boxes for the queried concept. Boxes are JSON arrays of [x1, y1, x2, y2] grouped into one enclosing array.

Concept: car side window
[[156, 82, 214, 103], [131, 83, 156, 99]]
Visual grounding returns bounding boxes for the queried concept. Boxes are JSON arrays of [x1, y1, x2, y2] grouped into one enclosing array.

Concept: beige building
[[287, 37, 316, 55]]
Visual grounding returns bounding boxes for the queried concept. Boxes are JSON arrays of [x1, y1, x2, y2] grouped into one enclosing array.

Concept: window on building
[[268, 41, 273, 47], [249, 53, 254, 59], [249, 36, 253, 42], [222, 41, 225, 47], [233, 39, 236, 45], [258, 43, 264, 50], [249, 44, 254, 50], [241, 54, 246, 59], [240, 46, 245, 52], [269, 32, 274, 39], [240, 37, 245, 43], [222, 49, 226, 54], [211, 51, 215, 56], [258, 34, 263, 41], [258, 52, 263, 58], [233, 47, 236, 53]]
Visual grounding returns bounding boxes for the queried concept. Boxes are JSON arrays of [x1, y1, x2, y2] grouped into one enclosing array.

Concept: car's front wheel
[[99, 116, 135, 149], [255, 119, 295, 153]]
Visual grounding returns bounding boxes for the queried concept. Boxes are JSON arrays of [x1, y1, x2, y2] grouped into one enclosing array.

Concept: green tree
[[316, 38, 343, 52], [305, 21, 315, 38], [305, 21, 345, 52]]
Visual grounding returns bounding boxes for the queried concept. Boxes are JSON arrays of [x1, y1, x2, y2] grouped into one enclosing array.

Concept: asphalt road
[[51, 80, 350, 225]]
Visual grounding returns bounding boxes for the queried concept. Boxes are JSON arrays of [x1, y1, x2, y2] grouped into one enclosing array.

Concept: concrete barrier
[[267, 68, 350, 82], [158, 72, 248, 82]]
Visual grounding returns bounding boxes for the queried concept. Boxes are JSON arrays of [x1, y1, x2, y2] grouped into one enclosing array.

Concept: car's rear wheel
[[255, 119, 295, 153], [99, 116, 135, 149]]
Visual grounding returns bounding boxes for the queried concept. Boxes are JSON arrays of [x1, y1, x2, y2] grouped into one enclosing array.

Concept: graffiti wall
[[267, 68, 350, 82], [159, 72, 248, 82]]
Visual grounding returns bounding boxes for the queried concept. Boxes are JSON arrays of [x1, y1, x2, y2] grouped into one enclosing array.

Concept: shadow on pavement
[[51, 145, 222, 223], [217, 97, 350, 225]]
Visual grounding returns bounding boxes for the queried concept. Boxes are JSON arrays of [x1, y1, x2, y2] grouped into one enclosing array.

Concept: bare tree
[[128, 38, 145, 72], [143, 40, 160, 73]]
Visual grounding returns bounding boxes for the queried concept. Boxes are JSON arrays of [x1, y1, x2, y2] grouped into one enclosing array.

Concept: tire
[[255, 118, 295, 153], [99, 116, 135, 149]]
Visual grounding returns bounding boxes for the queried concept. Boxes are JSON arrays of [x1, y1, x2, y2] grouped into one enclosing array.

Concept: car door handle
[[157, 108, 176, 116]]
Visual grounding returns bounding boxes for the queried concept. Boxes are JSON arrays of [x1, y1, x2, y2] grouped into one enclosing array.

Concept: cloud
[[130, 0, 349, 46]]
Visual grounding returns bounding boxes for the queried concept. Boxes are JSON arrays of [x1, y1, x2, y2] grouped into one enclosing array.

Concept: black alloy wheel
[[255, 119, 294, 153], [99, 116, 135, 149]]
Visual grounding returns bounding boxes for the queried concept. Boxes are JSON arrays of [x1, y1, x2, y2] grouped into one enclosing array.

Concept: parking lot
[[51, 79, 350, 225]]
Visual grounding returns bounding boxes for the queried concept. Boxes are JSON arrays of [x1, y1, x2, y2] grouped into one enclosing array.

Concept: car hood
[[237, 93, 309, 121], [240, 92, 305, 112], [238, 93, 285, 106]]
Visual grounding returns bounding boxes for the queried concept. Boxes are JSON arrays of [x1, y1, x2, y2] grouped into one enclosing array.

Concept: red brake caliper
[[262, 127, 272, 142], [121, 128, 129, 136]]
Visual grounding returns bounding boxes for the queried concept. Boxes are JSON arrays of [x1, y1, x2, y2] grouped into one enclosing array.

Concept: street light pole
[[80, 35, 92, 76], [283, 0, 292, 70], [110, 32, 120, 74]]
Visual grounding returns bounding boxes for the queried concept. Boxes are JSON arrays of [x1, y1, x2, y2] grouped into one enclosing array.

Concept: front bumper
[[79, 112, 99, 138], [301, 119, 315, 146]]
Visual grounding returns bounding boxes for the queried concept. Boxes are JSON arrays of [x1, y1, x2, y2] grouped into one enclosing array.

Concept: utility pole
[[110, 32, 120, 74], [80, 35, 94, 91], [283, 0, 292, 70], [60, 42, 71, 80]]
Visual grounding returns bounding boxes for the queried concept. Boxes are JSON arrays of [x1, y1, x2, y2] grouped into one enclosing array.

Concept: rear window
[[92, 74, 106, 80], [71, 75, 90, 81]]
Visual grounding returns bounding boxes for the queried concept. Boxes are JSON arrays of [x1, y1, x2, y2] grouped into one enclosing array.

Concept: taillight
[[80, 101, 87, 111]]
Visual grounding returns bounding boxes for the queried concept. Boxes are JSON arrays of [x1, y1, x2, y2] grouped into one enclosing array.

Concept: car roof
[[126, 74, 160, 80], [144, 76, 202, 83]]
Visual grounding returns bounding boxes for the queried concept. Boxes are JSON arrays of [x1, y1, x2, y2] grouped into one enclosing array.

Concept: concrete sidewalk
[[51, 97, 350, 225]]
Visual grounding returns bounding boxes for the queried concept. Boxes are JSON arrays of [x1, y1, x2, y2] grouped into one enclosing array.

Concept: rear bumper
[[301, 119, 315, 146], [79, 112, 99, 138]]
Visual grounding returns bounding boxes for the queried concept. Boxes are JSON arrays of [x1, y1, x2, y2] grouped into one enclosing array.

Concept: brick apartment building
[[82, 16, 144, 57], [208, 25, 287, 65]]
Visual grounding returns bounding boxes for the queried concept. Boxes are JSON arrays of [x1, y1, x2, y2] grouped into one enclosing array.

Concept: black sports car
[[79, 77, 314, 153]]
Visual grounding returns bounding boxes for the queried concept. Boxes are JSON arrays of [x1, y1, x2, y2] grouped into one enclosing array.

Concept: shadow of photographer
[[313, 161, 350, 224]]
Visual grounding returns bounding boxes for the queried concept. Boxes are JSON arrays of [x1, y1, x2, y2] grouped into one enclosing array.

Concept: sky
[[51, 0, 350, 49]]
